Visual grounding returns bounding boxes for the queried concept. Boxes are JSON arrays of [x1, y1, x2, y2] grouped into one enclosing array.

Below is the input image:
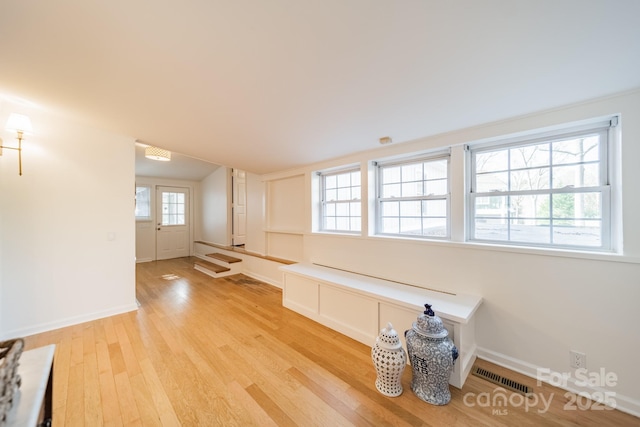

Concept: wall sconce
[[145, 146, 171, 161], [1, 113, 33, 176]]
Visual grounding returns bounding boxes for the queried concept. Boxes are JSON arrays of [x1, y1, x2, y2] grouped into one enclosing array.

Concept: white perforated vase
[[371, 322, 407, 397]]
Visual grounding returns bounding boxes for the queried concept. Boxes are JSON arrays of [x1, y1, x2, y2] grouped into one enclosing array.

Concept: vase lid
[[412, 303, 449, 338], [376, 322, 403, 350]]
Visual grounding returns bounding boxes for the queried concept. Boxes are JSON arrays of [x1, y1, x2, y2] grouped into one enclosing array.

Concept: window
[[161, 191, 186, 225], [468, 118, 616, 250], [135, 185, 151, 220], [376, 152, 450, 238], [320, 168, 361, 232]]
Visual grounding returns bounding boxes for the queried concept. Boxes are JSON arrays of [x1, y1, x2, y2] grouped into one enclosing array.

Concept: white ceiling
[[135, 144, 220, 181], [1, 1, 639, 175]]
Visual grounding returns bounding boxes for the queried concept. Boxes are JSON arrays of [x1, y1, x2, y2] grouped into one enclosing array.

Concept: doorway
[[156, 186, 190, 260]]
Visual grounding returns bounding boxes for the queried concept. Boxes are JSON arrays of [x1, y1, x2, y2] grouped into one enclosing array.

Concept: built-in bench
[[279, 263, 482, 388]]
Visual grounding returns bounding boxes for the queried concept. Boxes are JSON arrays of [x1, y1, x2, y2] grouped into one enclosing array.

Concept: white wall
[[0, 180, 3, 335], [0, 100, 137, 339], [260, 90, 640, 414], [200, 166, 231, 245], [135, 176, 200, 262]]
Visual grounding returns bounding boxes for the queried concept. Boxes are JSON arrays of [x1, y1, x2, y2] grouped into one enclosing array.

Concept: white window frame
[[375, 150, 451, 239], [466, 117, 617, 251], [319, 167, 362, 233]]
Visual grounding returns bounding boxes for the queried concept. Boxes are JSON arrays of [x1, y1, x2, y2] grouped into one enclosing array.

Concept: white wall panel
[[318, 285, 378, 343], [267, 175, 305, 231], [283, 274, 318, 317], [266, 232, 303, 262]]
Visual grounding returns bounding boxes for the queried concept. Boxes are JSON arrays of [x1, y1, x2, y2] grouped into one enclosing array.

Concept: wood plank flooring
[[23, 257, 639, 426]]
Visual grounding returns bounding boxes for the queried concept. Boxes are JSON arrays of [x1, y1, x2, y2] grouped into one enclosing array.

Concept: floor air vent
[[471, 366, 533, 396]]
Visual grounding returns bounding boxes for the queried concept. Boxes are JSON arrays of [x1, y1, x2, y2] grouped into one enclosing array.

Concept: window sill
[[460, 240, 638, 264], [311, 230, 362, 237]]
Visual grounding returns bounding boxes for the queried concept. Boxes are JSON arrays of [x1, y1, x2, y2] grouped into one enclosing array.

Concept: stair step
[[205, 253, 242, 264], [194, 259, 230, 274]]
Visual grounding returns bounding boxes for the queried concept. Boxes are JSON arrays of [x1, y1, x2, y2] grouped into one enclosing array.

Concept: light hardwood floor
[[24, 257, 638, 426]]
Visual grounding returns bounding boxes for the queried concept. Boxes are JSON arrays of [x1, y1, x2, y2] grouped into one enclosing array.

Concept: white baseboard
[[0, 303, 139, 341], [136, 257, 154, 263], [477, 347, 640, 418]]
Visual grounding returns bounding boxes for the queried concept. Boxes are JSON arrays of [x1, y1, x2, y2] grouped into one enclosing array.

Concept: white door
[[232, 169, 247, 246], [156, 186, 190, 260]]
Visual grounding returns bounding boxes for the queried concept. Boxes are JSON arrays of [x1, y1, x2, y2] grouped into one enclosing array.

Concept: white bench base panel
[[280, 263, 482, 389]]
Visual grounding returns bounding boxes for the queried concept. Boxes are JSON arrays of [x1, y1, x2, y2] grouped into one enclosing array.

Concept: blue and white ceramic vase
[[405, 303, 458, 405], [371, 322, 406, 397]]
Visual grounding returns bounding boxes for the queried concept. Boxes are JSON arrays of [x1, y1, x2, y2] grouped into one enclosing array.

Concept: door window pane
[[162, 192, 186, 225]]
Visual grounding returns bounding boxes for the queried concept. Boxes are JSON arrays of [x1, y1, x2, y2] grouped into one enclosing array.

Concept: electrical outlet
[[570, 350, 586, 369]]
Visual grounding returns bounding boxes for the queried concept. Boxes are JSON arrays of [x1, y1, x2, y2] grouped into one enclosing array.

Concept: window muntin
[[377, 155, 450, 238], [469, 122, 613, 250], [321, 168, 361, 232], [135, 185, 151, 220], [161, 191, 186, 225]]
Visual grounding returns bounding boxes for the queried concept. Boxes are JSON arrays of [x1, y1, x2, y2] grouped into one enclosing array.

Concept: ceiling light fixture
[[145, 146, 171, 161], [379, 136, 392, 145], [1, 113, 33, 175]]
